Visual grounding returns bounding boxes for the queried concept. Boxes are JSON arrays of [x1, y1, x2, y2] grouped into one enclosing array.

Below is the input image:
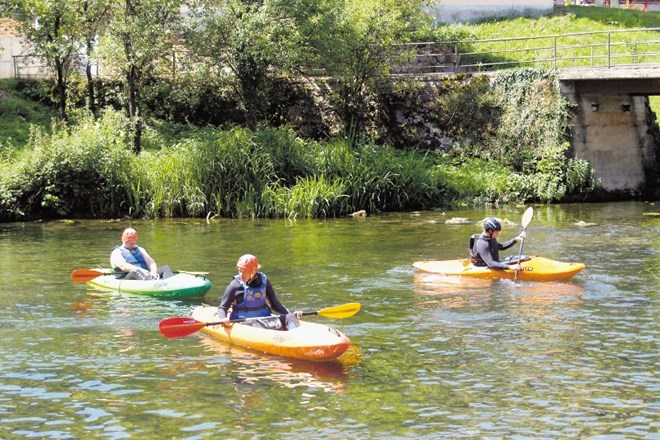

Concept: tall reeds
[[0, 109, 524, 221]]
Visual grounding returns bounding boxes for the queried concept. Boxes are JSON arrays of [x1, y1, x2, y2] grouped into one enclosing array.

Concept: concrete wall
[[0, 19, 27, 79], [425, 0, 555, 24], [560, 81, 657, 194], [0, 35, 28, 79]]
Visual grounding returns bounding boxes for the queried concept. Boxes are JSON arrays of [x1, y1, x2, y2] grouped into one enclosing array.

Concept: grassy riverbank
[[1, 6, 656, 220], [0, 87, 596, 221]]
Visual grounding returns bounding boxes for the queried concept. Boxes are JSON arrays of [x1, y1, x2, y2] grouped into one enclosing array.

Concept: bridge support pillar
[[560, 79, 658, 196]]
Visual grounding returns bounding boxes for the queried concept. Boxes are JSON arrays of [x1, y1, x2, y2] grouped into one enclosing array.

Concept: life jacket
[[230, 272, 271, 320], [117, 245, 149, 270], [469, 234, 487, 266]]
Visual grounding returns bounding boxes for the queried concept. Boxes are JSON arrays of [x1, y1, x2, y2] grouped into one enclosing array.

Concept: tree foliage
[[314, 0, 431, 139], [100, 0, 185, 153], [6, 0, 87, 120], [186, 0, 336, 127]]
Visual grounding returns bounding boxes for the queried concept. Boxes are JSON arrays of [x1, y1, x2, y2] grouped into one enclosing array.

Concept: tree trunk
[[86, 41, 96, 115], [126, 65, 141, 154], [55, 58, 67, 122]]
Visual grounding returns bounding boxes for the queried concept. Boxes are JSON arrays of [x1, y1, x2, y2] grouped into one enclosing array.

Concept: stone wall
[[287, 73, 657, 195]]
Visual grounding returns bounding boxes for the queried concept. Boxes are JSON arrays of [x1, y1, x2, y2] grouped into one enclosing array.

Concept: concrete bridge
[[557, 65, 659, 195], [398, 28, 660, 196]]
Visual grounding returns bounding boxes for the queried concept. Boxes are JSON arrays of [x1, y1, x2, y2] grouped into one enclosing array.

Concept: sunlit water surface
[[0, 202, 658, 439]]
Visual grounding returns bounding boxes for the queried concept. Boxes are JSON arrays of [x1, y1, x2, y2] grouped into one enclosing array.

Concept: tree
[[317, 0, 431, 140], [79, 0, 112, 115], [187, 0, 332, 128], [101, 0, 184, 153], [7, 0, 84, 121]]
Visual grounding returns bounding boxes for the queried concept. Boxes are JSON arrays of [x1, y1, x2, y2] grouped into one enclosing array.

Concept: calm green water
[[0, 202, 658, 439]]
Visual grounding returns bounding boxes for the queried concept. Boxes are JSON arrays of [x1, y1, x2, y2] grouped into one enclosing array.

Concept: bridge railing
[[393, 27, 660, 74]]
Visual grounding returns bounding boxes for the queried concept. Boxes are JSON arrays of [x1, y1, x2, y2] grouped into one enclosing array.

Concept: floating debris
[[476, 217, 516, 227], [500, 218, 517, 227], [445, 217, 471, 224], [574, 220, 598, 227], [350, 210, 367, 218]]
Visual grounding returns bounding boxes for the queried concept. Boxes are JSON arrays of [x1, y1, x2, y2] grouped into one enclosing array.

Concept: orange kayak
[[191, 306, 351, 362], [413, 256, 585, 282]]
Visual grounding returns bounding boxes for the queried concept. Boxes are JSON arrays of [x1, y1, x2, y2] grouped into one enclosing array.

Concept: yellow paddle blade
[[317, 303, 361, 319]]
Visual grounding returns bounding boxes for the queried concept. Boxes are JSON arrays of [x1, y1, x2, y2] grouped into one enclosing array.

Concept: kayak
[[191, 306, 352, 362], [413, 256, 585, 282], [87, 271, 212, 298]]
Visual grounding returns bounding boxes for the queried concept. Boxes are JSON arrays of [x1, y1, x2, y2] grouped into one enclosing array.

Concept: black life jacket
[[468, 234, 486, 266]]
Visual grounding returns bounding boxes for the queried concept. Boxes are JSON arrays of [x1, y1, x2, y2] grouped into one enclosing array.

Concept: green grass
[[475, 6, 660, 35], [650, 96, 660, 120], [0, 79, 58, 150], [452, 9, 659, 70]]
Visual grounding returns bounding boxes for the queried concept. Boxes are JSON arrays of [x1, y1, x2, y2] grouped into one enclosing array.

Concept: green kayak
[[87, 271, 212, 299]]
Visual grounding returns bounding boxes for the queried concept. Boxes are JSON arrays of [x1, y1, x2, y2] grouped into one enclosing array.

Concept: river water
[[0, 202, 658, 439]]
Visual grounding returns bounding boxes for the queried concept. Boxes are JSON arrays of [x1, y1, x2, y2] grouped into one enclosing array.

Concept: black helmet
[[483, 217, 502, 232]]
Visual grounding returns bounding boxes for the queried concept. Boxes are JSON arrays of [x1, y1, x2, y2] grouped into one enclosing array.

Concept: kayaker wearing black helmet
[[469, 218, 526, 269]]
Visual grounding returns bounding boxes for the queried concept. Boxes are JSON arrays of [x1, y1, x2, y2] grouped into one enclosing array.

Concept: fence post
[[607, 31, 611, 67]]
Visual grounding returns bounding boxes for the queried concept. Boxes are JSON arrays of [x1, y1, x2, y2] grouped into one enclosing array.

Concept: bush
[[0, 110, 133, 221]]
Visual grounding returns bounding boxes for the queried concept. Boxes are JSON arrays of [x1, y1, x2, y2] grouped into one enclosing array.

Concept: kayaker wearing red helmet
[[469, 218, 526, 269], [110, 227, 174, 280], [218, 254, 302, 330]]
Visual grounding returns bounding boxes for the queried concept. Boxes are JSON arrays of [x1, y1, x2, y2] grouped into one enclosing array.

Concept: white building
[[425, 0, 555, 24], [0, 19, 26, 79]]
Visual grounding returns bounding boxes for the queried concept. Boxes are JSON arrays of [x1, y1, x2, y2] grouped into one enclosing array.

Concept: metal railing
[[393, 27, 660, 74], [12, 28, 659, 79], [12, 55, 99, 79]]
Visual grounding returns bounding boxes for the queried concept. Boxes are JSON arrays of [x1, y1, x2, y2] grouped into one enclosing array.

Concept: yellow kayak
[[191, 306, 352, 362], [413, 256, 585, 282]]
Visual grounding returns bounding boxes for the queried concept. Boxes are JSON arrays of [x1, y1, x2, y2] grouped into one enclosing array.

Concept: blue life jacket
[[230, 272, 271, 320], [117, 245, 149, 270]]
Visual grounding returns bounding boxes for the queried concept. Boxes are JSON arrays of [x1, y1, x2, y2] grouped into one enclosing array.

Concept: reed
[[0, 109, 579, 221]]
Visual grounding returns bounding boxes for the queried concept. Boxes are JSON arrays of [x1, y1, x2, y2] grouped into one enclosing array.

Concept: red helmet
[[236, 254, 259, 272], [121, 228, 138, 242]]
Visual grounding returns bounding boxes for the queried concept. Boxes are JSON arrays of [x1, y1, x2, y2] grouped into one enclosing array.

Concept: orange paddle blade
[[158, 317, 209, 339], [70, 269, 108, 283]]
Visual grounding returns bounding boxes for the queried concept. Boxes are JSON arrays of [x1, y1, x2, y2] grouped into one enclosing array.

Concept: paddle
[[70, 268, 209, 283], [514, 207, 534, 282], [158, 302, 362, 339]]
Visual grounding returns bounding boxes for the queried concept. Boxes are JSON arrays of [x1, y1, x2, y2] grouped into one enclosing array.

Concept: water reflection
[[0, 203, 657, 439], [193, 337, 352, 393]]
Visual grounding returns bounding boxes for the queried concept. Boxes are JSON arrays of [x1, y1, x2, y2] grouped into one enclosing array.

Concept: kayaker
[[469, 218, 526, 270], [110, 228, 174, 280], [218, 254, 302, 330]]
